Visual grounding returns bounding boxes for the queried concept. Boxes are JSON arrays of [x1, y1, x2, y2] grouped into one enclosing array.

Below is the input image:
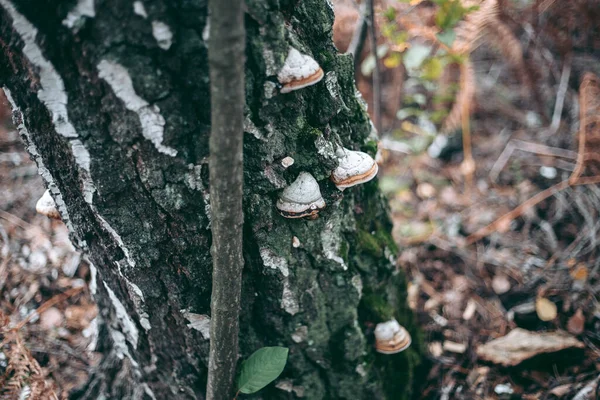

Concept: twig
[[346, 2, 368, 65], [548, 55, 572, 135], [0, 209, 35, 230], [489, 139, 577, 182], [206, 0, 245, 398], [367, 0, 382, 134], [460, 60, 475, 193], [466, 179, 571, 245]]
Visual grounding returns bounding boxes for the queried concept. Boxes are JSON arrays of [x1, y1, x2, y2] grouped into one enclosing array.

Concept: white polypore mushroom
[[374, 319, 412, 354], [331, 147, 379, 190], [36, 189, 61, 220], [277, 172, 325, 219], [277, 48, 324, 94]]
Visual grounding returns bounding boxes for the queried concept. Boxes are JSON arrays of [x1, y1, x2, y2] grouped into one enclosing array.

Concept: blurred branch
[[367, 0, 382, 134], [346, 2, 367, 66]]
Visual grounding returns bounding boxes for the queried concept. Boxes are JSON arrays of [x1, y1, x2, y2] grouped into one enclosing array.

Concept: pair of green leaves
[[236, 347, 289, 395]]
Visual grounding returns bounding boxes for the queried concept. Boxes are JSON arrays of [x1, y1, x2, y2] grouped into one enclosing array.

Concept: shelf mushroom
[[330, 147, 379, 190], [277, 48, 324, 94], [36, 189, 61, 220], [277, 172, 325, 219], [374, 319, 412, 354]]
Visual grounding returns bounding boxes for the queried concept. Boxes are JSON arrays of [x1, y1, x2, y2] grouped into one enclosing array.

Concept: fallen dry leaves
[[476, 328, 584, 367]]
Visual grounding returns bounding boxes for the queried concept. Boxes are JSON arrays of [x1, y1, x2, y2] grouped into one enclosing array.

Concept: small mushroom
[[374, 319, 412, 354], [277, 48, 324, 94], [277, 172, 325, 219], [331, 147, 379, 190], [281, 156, 295, 169], [36, 189, 60, 219]]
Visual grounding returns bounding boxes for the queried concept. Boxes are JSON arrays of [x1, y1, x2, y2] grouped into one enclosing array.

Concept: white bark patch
[[127, 282, 150, 331], [259, 248, 298, 315], [104, 282, 140, 349], [351, 275, 363, 299], [202, 18, 210, 43], [142, 384, 157, 400], [87, 257, 98, 295], [109, 329, 140, 370], [151, 21, 173, 50], [97, 214, 136, 268], [281, 281, 299, 315], [62, 0, 95, 30], [321, 219, 347, 270], [83, 316, 99, 351], [0, 1, 96, 203], [97, 59, 177, 156], [314, 135, 337, 162], [260, 248, 289, 277], [181, 310, 211, 339], [133, 1, 148, 18]]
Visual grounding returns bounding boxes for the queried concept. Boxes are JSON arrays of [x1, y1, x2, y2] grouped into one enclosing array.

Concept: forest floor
[[0, 102, 96, 398], [1, 0, 600, 399], [343, 0, 600, 398]]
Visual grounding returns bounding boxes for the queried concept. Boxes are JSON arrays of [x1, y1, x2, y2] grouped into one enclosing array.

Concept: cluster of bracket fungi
[[275, 48, 412, 355], [275, 47, 379, 220]]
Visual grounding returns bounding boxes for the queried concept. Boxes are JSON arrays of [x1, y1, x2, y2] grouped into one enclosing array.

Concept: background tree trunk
[[0, 0, 421, 398]]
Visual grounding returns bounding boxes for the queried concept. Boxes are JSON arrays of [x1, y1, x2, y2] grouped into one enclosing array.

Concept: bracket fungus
[[331, 147, 379, 190], [277, 48, 324, 94], [36, 189, 61, 220], [277, 172, 325, 219], [374, 319, 412, 354]]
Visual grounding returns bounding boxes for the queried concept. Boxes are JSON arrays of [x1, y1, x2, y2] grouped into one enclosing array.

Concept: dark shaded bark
[[0, 0, 421, 399], [206, 0, 245, 398]]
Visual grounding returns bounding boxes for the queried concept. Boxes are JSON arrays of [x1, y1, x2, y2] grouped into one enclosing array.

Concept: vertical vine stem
[[367, 0, 382, 134], [206, 0, 246, 398]]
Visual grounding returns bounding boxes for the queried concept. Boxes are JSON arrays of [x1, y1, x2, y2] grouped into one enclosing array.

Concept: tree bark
[[0, 0, 421, 399], [206, 0, 245, 398]]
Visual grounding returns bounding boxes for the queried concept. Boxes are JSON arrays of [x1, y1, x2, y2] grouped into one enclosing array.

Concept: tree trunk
[[0, 0, 421, 398]]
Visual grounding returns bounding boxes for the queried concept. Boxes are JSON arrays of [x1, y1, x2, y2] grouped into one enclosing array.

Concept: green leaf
[[421, 57, 444, 81], [435, 0, 471, 30], [383, 7, 397, 22], [237, 347, 289, 394], [436, 30, 456, 48], [402, 44, 431, 71]]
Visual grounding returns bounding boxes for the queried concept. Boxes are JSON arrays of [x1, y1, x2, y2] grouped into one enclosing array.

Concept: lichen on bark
[[0, 0, 420, 398]]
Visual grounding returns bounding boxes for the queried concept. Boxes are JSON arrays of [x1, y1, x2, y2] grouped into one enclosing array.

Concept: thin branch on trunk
[[367, 0, 382, 133], [206, 0, 246, 398], [346, 2, 368, 66]]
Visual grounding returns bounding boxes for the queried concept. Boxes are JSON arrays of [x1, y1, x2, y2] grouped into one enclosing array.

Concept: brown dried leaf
[[476, 328, 584, 366], [567, 309, 585, 336], [452, 0, 500, 54], [570, 264, 588, 281]]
